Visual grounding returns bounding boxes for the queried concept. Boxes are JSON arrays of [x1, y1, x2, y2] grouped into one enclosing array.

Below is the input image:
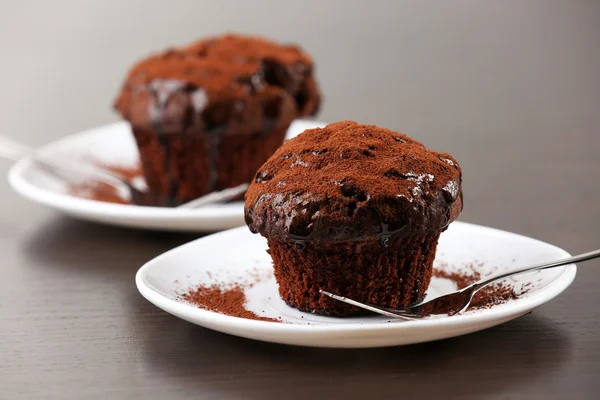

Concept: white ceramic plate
[[136, 222, 577, 348], [8, 119, 326, 232]]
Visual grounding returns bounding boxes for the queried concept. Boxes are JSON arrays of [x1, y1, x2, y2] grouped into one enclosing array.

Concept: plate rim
[[135, 221, 577, 335]]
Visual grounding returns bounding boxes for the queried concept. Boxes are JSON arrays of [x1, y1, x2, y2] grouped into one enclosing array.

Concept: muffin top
[[184, 35, 319, 116], [114, 34, 319, 135], [245, 121, 463, 244]]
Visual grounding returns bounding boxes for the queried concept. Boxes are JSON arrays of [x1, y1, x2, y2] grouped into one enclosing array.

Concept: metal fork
[[0, 134, 248, 208], [320, 248, 600, 320]]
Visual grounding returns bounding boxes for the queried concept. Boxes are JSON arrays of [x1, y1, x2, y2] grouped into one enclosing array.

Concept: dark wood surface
[[1, 1, 599, 399]]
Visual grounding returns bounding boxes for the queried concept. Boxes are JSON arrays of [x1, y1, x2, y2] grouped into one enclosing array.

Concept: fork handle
[[0, 135, 36, 161], [0, 134, 132, 198], [471, 248, 600, 292], [0, 134, 129, 181]]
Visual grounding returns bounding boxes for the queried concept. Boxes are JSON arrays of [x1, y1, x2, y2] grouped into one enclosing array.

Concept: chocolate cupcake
[[245, 121, 463, 316], [114, 34, 320, 206]]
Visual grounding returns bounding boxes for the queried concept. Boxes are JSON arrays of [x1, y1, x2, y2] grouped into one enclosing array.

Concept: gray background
[[1, 1, 599, 399], [1, 0, 599, 233]]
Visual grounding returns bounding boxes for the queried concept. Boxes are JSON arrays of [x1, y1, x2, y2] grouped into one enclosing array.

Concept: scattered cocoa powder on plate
[[433, 263, 522, 311], [68, 162, 143, 205], [69, 180, 130, 204], [181, 283, 281, 323], [180, 263, 524, 323], [92, 161, 143, 181]]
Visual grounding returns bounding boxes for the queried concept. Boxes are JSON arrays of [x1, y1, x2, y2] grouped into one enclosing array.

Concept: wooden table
[[1, 1, 599, 399]]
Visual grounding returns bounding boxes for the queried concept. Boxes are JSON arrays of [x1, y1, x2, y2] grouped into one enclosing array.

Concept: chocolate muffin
[[245, 121, 463, 316], [114, 34, 320, 206]]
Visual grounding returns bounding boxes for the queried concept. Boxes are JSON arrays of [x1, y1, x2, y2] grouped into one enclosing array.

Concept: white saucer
[[135, 222, 576, 348], [8, 119, 326, 232]]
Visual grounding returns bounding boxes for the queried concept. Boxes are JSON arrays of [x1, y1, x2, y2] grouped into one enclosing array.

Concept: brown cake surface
[[117, 54, 291, 133], [185, 34, 320, 117], [115, 34, 320, 127], [245, 121, 463, 315], [114, 34, 320, 206]]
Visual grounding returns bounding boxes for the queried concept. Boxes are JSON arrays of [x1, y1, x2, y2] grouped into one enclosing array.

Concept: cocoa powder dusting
[[185, 34, 313, 67], [248, 120, 461, 210], [245, 121, 464, 242], [94, 161, 143, 181], [115, 34, 320, 120], [70, 181, 129, 204], [68, 163, 143, 204], [182, 284, 280, 323], [433, 264, 521, 310]]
